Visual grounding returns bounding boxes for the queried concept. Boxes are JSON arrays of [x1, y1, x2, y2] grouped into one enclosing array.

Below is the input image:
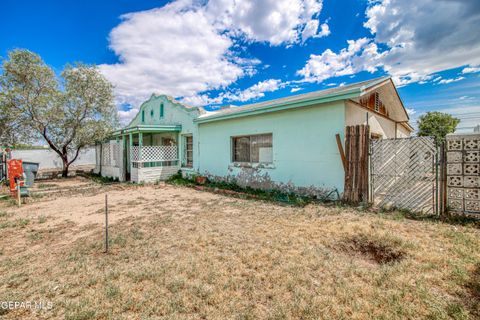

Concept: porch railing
[[131, 145, 179, 168]]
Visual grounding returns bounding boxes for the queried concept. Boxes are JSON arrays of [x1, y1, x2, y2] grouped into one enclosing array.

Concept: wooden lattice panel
[[141, 146, 178, 162], [131, 145, 178, 163], [446, 134, 480, 215], [371, 137, 436, 213]]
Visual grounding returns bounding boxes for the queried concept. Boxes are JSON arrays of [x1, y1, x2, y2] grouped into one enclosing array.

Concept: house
[[95, 76, 413, 197]]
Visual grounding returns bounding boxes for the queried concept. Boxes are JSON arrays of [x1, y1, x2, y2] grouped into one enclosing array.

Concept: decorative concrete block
[[447, 163, 462, 175], [464, 176, 480, 188], [448, 176, 463, 187], [464, 151, 480, 163], [448, 188, 463, 199], [447, 151, 462, 163], [465, 200, 480, 212], [464, 139, 479, 150], [464, 188, 480, 200], [464, 164, 480, 175], [448, 198, 463, 211], [447, 139, 462, 151]]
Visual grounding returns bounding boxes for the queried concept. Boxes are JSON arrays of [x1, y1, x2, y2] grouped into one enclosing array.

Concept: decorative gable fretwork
[[359, 92, 389, 117]]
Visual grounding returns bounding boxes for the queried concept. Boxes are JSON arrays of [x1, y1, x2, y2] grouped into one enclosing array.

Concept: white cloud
[[227, 79, 282, 101], [437, 76, 465, 85], [462, 66, 480, 74], [100, 0, 327, 121], [118, 108, 140, 124], [207, 0, 325, 45], [182, 79, 283, 106], [297, 38, 384, 82], [290, 87, 302, 93], [297, 0, 480, 85], [406, 108, 416, 115], [99, 2, 248, 108]]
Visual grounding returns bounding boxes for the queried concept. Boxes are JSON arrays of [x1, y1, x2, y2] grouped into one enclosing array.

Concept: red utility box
[[7, 159, 24, 197]]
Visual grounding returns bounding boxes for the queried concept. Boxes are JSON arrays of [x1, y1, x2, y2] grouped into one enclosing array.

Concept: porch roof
[[111, 124, 182, 137]]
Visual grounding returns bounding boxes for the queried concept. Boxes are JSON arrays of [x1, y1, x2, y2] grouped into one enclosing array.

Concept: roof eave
[[108, 124, 182, 137], [195, 88, 361, 124]]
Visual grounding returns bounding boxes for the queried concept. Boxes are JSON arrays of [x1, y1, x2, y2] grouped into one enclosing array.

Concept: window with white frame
[[232, 133, 273, 163], [183, 135, 193, 167]]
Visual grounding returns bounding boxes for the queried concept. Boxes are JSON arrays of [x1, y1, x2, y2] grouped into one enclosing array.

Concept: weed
[[81, 172, 119, 184], [109, 234, 127, 247], [167, 172, 317, 206], [105, 284, 120, 299], [131, 226, 144, 240]]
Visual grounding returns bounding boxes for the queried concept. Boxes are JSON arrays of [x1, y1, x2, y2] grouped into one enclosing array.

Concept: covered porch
[[96, 125, 182, 183]]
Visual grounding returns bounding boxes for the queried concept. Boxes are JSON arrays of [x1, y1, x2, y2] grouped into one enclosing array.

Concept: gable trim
[[126, 94, 200, 129]]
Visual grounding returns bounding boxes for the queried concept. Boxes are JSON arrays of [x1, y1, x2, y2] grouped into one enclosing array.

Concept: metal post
[[105, 194, 108, 253], [17, 180, 21, 207]]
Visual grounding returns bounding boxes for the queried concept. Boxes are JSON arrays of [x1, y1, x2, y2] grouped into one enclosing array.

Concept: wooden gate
[[343, 125, 370, 203], [370, 137, 438, 214]]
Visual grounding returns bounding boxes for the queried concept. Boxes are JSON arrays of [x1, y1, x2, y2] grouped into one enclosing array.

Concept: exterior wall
[[12, 147, 95, 170], [134, 165, 181, 183], [396, 124, 411, 138], [96, 140, 124, 181], [197, 101, 346, 195], [128, 95, 199, 171], [345, 101, 411, 138]]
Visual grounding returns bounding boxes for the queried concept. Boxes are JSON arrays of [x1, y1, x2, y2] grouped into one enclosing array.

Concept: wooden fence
[[343, 125, 370, 203]]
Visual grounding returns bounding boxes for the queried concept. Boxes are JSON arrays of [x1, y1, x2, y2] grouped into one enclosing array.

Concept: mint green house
[[95, 77, 412, 197]]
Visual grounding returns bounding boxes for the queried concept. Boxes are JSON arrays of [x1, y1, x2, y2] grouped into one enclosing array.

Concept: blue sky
[[1, 0, 480, 131]]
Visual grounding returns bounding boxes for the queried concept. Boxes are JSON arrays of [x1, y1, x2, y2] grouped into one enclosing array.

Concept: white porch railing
[[131, 145, 178, 168]]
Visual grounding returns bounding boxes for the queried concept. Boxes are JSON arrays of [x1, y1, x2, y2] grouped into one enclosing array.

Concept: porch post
[[176, 131, 180, 165], [139, 132, 143, 167], [128, 133, 133, 169], [121, 135, 126, 181]]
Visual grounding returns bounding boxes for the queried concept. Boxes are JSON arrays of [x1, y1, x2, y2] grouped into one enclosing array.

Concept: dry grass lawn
[[0, 177, 479, 319]]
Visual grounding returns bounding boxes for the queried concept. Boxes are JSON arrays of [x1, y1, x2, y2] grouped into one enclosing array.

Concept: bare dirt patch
[[338, 234, 407, 265]]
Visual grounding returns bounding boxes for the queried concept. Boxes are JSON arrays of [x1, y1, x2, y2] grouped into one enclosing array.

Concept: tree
[[0, 49, 118, 176], [417, 111, 460, 146]]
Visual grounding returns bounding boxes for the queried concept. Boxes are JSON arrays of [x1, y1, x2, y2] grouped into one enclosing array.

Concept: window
[[160, 103, 164, 118], [183, 135, 193, 167], [141, 110, 145, 123], [232, 133, 272, 163], [150, 109, 154, 117]]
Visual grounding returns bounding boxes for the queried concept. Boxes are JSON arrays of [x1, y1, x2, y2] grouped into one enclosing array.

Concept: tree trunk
[[61, 156, 69, 178]]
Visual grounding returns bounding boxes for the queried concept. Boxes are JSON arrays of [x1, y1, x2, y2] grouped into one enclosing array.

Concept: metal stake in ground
[[105, 194, 108, 253]]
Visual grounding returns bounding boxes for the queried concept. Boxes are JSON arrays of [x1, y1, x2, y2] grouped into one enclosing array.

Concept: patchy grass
[[0, 180, 479, 319], [81, 173, 119, 185], [37, 183, 60, 189]]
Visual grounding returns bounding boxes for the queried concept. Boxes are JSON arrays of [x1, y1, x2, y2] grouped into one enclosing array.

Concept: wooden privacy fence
[[343, 125, 370, 203]]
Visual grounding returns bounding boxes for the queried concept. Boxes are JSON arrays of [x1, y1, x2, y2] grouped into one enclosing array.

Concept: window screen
[[184, 136, 193, 167], [232, 134, 272, 163]]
